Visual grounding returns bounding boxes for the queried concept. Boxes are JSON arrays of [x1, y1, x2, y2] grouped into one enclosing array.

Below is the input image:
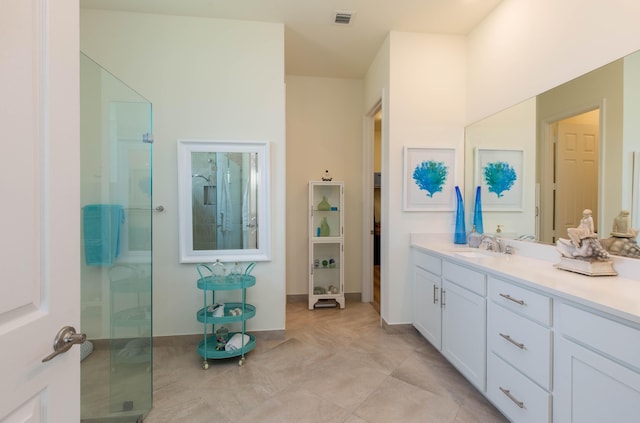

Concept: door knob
[[42, 326, 86, 362]]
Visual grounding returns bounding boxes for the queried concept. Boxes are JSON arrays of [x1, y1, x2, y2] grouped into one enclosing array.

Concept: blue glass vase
[[473, 186, 484, 234], [454, 186, 467, 244]]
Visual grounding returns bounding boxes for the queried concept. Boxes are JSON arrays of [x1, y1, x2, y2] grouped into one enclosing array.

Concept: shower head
[[192, 174, 211, 182]]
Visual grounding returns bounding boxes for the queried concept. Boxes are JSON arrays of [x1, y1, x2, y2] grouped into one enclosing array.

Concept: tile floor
[[139, 299, 508, 423]]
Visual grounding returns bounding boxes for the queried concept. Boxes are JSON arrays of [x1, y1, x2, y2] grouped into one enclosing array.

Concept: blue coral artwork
[[404, 147, 456, 211], [476, 148, 524, 211], [412, 160, 448, 198], [483, 161, 517, 198]]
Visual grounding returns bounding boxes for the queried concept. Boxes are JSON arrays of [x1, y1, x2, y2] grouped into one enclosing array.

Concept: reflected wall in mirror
[[464, 97, 537, 238], [177, 140, 270, 262], [464, 49, 640, 254]]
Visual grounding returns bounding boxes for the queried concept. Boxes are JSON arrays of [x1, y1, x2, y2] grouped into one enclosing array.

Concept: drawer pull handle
[[499, 333, 525, 349], [499, 387, 525, 409], [433, 284, 439, 304], [499, 293, 525, 305]]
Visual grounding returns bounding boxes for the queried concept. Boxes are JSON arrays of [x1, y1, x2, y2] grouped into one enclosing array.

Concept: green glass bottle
[[320, 217, 330, 236], [317, 195, 331, 211]]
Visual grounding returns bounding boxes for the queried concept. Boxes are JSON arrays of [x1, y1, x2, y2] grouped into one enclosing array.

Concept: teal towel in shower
[[82, 204, 124, 266]]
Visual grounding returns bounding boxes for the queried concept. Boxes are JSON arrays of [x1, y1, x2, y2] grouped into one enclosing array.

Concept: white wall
[[285, 76, 364, 296], [80, 9, 286, 335], [466, 0, 640, 248], [467, 0, 640, 123], [365, 32, 467, 324]]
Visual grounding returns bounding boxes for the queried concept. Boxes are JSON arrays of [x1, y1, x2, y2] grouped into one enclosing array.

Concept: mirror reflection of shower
[[179, 140, 268, 261], [191, 153, 254, 251], [192, 173, 210, 182], [191, 155, 217, 250], [192, 173, 217, 206]]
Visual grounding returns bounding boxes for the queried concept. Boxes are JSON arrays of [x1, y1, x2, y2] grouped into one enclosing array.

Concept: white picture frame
[[403, 147, 456, 211], [475, 148, 524, 211], [177, 139, 271, 262]]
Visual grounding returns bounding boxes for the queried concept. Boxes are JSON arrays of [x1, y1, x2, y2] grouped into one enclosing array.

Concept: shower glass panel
[[80, 53, 153, 422], [191, 151, 254, 251]]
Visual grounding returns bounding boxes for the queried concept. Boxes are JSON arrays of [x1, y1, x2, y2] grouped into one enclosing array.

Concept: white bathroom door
[[0, 0, 80, 421], [556, 121, 599, 238]]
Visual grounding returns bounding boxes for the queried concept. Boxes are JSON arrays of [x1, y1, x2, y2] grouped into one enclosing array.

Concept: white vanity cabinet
[[410, 241, 640, 423], [412, 249, 487, 391], [554, 303, 640, 422], [486, 276, 553, 423], [412, 249, 442, 347]]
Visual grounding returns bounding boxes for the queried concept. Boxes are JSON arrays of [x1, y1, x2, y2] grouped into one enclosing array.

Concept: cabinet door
[[554, 336, 640, 422], [442, 279, 486, 391], [310, 241, 343, 295], [413, 266, 442, 349], [309, 182, 343, 239]]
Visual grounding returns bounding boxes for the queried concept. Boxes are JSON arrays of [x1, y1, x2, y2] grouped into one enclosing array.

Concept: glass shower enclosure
[[80, 53, 153, 422]]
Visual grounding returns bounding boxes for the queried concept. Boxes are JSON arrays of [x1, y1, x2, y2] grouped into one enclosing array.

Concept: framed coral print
[[403, 147, 456, 211], [475, 148, 524, 211]]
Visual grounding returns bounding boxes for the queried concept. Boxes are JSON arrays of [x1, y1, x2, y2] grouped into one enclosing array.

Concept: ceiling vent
[[333, 11, 355, 25]]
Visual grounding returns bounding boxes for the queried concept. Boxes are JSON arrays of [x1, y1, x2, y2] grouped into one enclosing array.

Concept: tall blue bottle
[[454, 186, 467, 244], [473, 186, 484, 234]]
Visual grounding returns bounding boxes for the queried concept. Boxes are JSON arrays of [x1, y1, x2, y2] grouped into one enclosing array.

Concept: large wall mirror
[[465, 49, 640, 251], [177, 140, 270, 262]]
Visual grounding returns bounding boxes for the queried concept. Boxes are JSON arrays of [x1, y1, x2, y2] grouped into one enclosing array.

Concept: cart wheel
[[202, 361, 209, 370], [238, 358, 244, 366]]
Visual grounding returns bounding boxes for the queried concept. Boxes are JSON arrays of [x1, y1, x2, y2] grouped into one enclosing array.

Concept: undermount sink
[[448, 248, 501, 259], [453, 251, 488, 259]]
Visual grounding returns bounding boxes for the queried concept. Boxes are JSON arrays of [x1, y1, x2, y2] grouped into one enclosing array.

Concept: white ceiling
[[80, 0, 503, 79]]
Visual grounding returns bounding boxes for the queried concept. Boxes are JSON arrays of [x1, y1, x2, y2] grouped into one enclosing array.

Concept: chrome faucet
[[480, 234, 506, 253], [517, 234, 536, 241]]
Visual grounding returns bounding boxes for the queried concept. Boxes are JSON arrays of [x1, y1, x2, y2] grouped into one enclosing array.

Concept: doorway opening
[[541, 108, 600, 243], [372, 109, 382, 313]]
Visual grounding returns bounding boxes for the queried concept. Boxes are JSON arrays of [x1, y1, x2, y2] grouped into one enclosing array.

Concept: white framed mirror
[[177, 139, 270, 262]]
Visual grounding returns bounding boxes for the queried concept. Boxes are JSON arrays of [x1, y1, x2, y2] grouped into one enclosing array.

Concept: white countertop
[[410, 234, 640, 325]]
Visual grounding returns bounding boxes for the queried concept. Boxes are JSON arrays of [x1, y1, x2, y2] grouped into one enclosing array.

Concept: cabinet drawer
[[488, 303, 552, 390], [488, 353, 551, 423], [557, 302, 640, 370], [489, 276, 551, 326], [443, 261, 485, 296], [413, 249, 442, 276]]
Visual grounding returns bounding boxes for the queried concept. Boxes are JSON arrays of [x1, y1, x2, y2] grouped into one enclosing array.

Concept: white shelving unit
[[308, 181, 345, 309]]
